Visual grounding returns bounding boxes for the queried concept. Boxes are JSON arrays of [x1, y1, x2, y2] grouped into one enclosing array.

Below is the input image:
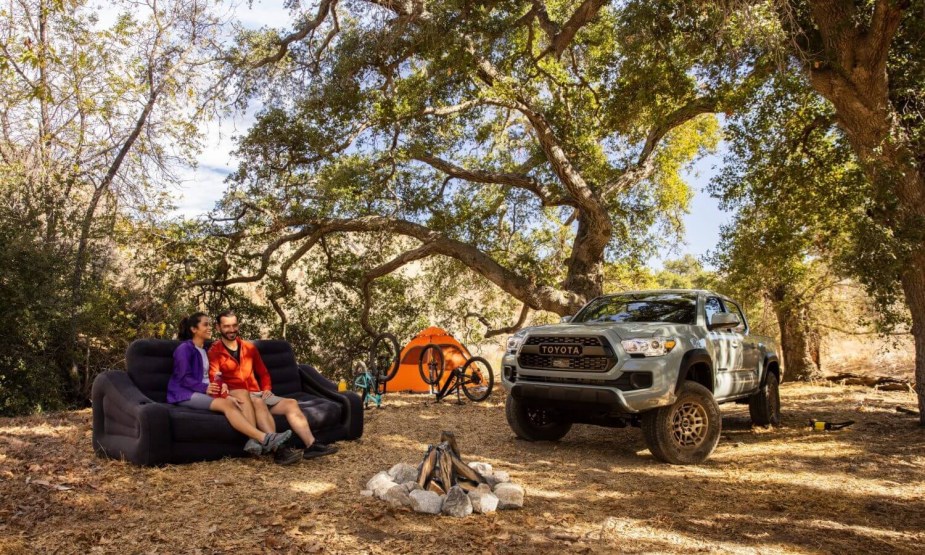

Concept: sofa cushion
[[168, 406, 245, 443], [287, 392, 343, 430]]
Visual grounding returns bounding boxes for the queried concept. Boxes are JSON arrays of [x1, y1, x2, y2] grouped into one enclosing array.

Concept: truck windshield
[[573, 293, 697, 324]]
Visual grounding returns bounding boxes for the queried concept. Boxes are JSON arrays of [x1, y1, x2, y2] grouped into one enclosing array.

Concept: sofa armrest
[[297, 366, 364, 440], [297, 364, 339, 392], [92, 370, 172, 466]]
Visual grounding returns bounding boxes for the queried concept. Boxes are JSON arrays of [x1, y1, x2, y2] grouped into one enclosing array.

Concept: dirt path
[[1, 383, 923, 554]]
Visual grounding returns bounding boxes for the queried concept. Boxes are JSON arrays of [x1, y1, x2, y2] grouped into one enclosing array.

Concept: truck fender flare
[[675, 349, 714, 394], [761, 354, 781, 387]]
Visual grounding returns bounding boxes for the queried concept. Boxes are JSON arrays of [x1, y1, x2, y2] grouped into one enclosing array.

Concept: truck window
[[704, 297, 723, 326], [723, 300, 748, 333]]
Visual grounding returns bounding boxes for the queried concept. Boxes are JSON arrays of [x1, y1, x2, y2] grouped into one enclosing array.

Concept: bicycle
[[417, 343, 494, 404], [353, 332, 401, 409]]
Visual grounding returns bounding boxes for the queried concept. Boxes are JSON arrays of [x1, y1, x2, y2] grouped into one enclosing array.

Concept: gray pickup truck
[[501, 289, 782, 464]]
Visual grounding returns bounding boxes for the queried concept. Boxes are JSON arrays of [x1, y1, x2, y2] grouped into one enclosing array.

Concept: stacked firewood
[[416, 431, 489, 493], [362, 431, 525, 517]]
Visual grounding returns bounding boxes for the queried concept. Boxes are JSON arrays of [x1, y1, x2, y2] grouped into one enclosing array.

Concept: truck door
[[704, 296, 736, 400], [725, 300, 759, 396]]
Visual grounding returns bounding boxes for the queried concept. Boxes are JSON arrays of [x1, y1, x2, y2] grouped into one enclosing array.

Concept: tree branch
[[413, 153, 573, 207], [467, 303, 531, 338], [251, 0, 337, 68], [541, 0, 608, 59]]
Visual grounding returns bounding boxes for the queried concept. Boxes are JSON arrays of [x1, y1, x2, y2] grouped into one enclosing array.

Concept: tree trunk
[[561, 216, 605, 306], [772, 296, 823, 382], [900, 248, 925, 425], [780, 0, 925, 421]]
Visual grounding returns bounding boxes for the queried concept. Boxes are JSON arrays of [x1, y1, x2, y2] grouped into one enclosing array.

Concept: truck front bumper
[[502, 352, 678, 414], [509, 381, 636, 412]]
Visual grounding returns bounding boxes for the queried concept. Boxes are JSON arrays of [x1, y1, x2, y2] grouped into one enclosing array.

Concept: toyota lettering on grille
[[538, 344, 583, 356]]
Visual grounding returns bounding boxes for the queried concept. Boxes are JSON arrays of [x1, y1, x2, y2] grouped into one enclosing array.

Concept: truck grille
[[518, 354, 613, 371], [518, 334, 617, 372], [524, 336, 602, 346]]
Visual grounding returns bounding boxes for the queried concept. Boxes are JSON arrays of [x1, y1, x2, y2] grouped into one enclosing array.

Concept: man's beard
[[222, 331, 237, 342]]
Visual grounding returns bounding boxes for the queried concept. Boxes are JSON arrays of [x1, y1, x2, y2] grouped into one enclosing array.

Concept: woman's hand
[[206, 382, 220, 396], [220, 383, 229, 396], [260, 390, 273, 400]]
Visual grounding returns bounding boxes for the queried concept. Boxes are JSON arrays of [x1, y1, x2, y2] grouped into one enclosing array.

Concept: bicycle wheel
[[460, 356, 494, 402], [369, 332, 401, 382], [418, 343, 445, 385]]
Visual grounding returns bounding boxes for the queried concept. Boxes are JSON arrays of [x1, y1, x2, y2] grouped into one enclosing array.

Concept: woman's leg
[[228, 389, 257, 426], [250, 396, 277, 434], [209, 397, 266, 442]]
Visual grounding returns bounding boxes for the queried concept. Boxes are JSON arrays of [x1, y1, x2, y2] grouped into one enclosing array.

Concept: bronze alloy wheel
[[670, 401, 708, 448], [641, 381, 721, 464]]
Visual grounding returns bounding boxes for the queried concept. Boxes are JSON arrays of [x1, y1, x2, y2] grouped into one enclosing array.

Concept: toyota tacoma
[[501, 290, 782, 464]]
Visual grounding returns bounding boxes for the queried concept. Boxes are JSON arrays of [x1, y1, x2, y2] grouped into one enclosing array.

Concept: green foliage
[[195, 0, 772, 345], [709, 67, 907, 333], [0, 0, 225, 414], [0, 204, 70, 415]]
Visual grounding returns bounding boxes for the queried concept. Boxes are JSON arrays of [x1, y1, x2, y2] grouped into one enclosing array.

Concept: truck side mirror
[[709, 312, 740, 330], [560, 315, 573, 323]]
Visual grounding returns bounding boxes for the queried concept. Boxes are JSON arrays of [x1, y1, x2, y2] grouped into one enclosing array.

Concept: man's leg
[[270, 398, 314, 447]]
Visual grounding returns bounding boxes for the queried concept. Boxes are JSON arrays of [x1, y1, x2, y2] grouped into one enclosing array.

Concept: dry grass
[[1, 382, 924, 554]]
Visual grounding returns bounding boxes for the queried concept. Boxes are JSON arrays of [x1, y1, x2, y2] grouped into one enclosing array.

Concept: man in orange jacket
[[209, 310, 337, 464]]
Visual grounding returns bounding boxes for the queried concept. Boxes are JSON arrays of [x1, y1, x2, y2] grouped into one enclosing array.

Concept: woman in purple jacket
[[167, 312, 291, 455]]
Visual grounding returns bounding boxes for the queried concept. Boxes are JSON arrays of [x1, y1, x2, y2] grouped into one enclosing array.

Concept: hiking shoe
[[244, 438, 263, 456], [273, 446, 303, 466], [261, 430, 293, 454], [303, 442, 338, 460]]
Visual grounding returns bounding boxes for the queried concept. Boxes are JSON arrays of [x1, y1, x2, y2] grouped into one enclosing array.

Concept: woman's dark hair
[[178, 312, 209, 341]]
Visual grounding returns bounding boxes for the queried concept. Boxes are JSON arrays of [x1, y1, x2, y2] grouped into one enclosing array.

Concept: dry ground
[[1, 382, 923, 554]]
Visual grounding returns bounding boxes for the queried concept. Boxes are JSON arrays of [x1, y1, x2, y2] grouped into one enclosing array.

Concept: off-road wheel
[[748, 370, 781, 426], [505, 395, 571, 441], [641, 381, 721, 464]]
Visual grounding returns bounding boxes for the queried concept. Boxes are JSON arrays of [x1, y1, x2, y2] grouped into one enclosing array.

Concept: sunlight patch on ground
[[0, 424, 78, 437], [289, 480, 336, 496], [373, 434, 429, 453]]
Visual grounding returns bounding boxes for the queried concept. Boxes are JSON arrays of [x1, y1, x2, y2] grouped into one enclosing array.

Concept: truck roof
[[603, 288, 723, 298]]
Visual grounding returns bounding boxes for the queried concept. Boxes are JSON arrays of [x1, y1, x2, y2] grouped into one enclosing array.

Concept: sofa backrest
[[252, 340, 302, 396], [127, 339, 180, 403], [125, 338, 303, 402]]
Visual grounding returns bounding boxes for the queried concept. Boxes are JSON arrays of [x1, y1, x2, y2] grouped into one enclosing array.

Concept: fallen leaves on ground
[[0, 383, 923, 554]]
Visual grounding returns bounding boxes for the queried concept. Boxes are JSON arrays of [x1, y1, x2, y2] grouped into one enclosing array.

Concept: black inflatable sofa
[[92, 339, 362, 465]]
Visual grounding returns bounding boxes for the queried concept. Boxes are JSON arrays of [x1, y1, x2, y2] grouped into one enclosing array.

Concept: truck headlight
[[621, 338, 677, 357], [506, 329, 529, 354]]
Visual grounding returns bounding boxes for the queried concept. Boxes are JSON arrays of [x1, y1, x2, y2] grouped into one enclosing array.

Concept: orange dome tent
[[387, 327, 471, 393]]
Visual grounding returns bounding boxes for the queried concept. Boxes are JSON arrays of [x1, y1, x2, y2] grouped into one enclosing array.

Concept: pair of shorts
[[249, 391, 284, 407], [177, 392, 214, 410]]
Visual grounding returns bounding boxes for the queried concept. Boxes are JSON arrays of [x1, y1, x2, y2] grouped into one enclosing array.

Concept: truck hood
[[525, 322, 693, 341]]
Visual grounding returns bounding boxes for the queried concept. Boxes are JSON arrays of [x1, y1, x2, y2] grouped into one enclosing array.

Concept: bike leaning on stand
[[417, 343, 494, 404], [353, 333, 401, 409]]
